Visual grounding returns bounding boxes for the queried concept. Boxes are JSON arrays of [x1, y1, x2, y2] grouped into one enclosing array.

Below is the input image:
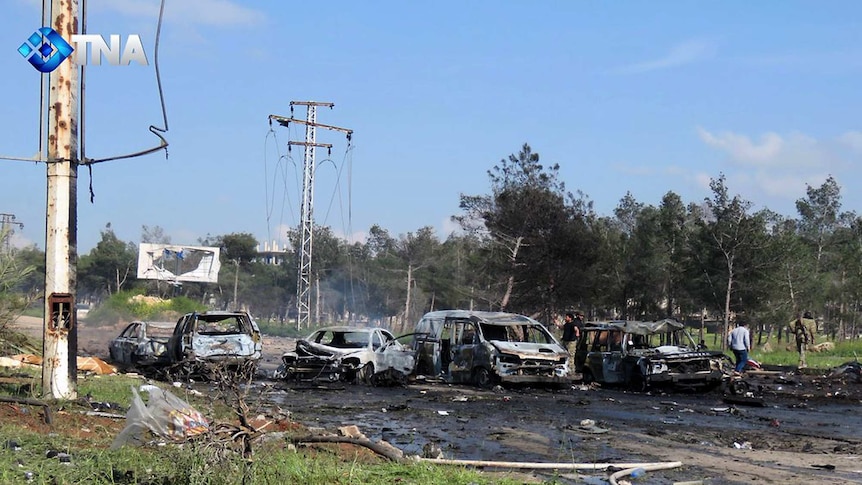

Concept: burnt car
[[573, 319, 731, 391], [412, 310, 570, 388], [276, 326, 416, 385], [108, 311, 263, 377], [109, 320, 176, 369], [168, 311, 263, 369]]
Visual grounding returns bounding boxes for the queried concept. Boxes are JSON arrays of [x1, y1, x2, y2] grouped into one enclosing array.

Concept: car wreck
[[108, 311, 263, 378], [574, 319, 731, 391], [275, 326, 416, 385], [412, 310, 570, 387], [109, 320, 176, 369]]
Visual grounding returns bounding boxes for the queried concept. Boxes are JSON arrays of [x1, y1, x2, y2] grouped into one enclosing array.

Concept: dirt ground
[[8, 316, 862, 484]]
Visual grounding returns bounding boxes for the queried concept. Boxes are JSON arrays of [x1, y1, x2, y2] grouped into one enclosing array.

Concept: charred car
[[574, 319, 731, 391], [108, 311, 263, 377], [412, 310, 570, 387], [109, 320, 176, 369], [276, 326, 416, 385]]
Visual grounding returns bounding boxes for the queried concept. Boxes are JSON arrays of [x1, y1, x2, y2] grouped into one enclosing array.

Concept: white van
[[412, 310, 570, 387]]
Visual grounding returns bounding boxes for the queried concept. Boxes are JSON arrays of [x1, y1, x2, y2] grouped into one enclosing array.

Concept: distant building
[[257, 240, 288, 266]]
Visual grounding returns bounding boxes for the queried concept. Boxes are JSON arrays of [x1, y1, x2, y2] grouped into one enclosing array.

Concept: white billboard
[[137, 243, 221, 284]]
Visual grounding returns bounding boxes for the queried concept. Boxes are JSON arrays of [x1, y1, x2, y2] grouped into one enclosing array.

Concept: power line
[[268, 102, 352, 329]]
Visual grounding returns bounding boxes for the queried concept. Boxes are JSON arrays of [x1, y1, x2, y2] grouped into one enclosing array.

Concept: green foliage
[[0, 375, 521, 485], [78, 224, 139, 300], [0, 231, 38, 336], [257, 319, 306, 338], [86, 290, 206, 325], [743, 338, 862, 369]]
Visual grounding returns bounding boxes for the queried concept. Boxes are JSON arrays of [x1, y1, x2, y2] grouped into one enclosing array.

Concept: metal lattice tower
[[0, 213, 24, 252], [268, 102, 352, 329]]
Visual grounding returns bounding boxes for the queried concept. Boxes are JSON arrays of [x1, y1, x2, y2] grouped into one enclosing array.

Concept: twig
[[291, 435, 404, 462]]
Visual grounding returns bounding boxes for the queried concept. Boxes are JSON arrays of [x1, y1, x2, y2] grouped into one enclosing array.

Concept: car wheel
[[582, 368, 594, 384], [473, 367, 494, 389], [357, 363, 374, 385]]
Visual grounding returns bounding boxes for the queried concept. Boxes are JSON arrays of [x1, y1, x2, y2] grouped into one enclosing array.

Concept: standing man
[[574, 312, 585, 339], [794, 311, 817, 369], [727, 320, 751, 374], [561, 312, 579, 350]]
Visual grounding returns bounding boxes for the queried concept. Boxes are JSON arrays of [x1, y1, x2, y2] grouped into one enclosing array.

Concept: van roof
[[583, 318, 684, 335], [419, 310, 541, 326]]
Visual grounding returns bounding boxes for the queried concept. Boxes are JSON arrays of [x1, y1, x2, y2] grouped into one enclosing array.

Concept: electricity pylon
[[269, 102, 352, 329]]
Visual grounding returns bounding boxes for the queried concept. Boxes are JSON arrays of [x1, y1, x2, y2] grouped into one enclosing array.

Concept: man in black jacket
[[562, 312, 579, 350]]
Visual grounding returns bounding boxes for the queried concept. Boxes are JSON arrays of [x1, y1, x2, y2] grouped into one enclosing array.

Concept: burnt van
[[412, 310, 570, 387]]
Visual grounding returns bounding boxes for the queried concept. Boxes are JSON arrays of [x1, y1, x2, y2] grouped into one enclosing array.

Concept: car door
[[449, 320, 480, 382], [109, 322, 141, 365], [600, 329, 625, 383], [584, 329, 625, 384]]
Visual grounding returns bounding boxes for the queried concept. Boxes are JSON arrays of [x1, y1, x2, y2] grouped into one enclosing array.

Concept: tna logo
[[18, 27, 148, 73]]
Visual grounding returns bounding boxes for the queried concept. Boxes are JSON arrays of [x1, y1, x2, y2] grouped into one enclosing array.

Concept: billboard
[[136, 243, 221, 284]]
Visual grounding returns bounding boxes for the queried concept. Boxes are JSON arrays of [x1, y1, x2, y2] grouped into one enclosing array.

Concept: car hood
[[288, 340, 365, 358], [490, 340, 567, 358]]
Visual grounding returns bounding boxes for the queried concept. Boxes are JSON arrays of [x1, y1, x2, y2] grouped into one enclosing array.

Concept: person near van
[[561, 312, 579, 350], [574, 312, 585, 336], [727, 320, 751, 374], [793, 311, 817, 369]]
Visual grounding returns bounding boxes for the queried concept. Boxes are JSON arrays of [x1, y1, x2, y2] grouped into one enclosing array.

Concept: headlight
[[497, 354, 520, 364]]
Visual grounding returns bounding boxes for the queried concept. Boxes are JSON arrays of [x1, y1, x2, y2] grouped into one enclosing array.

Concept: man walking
[[794, 311, 817, 369], [727, 320, 751, 374]]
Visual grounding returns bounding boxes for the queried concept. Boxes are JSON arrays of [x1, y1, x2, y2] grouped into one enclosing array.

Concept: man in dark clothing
[[574, 312, 585, 337], [561, 312, 579, 350]]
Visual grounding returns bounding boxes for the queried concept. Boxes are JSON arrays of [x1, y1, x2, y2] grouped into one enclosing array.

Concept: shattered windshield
[[480, 323, 556, 344], [636, 329, 697, 349]]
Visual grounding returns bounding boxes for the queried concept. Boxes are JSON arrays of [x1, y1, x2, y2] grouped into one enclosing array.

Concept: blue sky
[[2, 0, 861, 253]]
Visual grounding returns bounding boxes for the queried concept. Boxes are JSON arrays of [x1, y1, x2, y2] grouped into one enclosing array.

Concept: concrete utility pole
[[43, 0, 80, 399], [0, 214, 24, 252], [268, 102, 352, 329]]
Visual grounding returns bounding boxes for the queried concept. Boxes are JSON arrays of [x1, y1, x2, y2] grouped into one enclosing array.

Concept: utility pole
[[43, 0, 80, 399], [0, 214, 24, 252], [268, 102, 352, 329]]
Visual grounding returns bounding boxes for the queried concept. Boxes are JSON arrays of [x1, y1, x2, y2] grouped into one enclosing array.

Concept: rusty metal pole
[[43, 0, 79, 400]]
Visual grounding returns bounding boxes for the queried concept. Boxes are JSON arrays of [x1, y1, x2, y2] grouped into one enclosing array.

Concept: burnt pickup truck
[[574, 319, 731, 391], [108, 311, 263, 378]]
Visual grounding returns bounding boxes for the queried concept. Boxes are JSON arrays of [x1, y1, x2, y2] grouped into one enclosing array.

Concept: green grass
[[739, 337, 861, 369], [1, 373, 529, 485]]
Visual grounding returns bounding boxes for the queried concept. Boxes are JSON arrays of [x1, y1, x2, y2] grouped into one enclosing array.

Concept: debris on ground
[[111, 385, 209, 449]]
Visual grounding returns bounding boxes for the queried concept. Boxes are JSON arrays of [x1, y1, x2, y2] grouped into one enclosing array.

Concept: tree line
[[3, 144, 861, 344]]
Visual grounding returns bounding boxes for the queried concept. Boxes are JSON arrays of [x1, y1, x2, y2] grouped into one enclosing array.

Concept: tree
[[657, 191, 693, 317], [691, 175, 767, 348], [0, 227, 37, 337], [141, 225, 171, 244], [218, 233, 259, 310], [456, 143, 574, 320], [78, 224, 137, 300], [794, 176, 856, 330]]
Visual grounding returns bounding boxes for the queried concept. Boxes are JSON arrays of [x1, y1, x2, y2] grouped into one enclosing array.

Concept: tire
[[473, 367, 494, 389], [357, 363, 374, 385], [582, 368, 594, 384]]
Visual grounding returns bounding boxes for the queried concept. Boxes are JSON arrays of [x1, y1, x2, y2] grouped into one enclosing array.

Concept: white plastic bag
[[111, 385, 209, 449]]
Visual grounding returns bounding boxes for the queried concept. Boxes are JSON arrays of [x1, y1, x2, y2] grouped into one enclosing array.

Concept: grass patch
[[1, 373, 526, 485], [742, 337, 862, 369]]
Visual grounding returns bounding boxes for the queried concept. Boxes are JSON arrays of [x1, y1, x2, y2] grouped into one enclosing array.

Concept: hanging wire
[[263, 125, 299, 247], [344, 143, 357, 314], [81, 0, 169, 167]]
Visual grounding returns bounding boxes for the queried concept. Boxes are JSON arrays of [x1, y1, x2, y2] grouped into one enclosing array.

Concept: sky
[[2, 0, 861, 253]]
